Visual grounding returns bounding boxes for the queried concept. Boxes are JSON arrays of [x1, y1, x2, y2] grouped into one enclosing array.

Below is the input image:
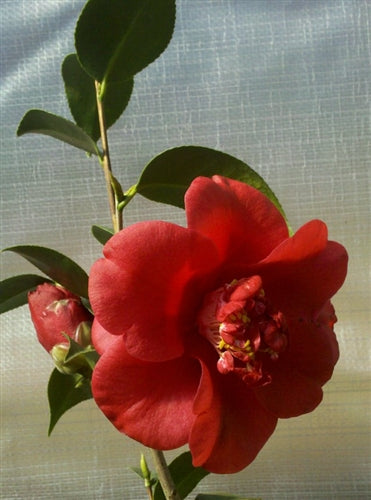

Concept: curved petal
[[285, 301, 339, 385], [259, 220, 348, 314], [189, 347, 277, 473], [185, 176, 289, 272], [252, 301, 339, 418], [89, 221, 220, 362], [91, 319, 118, 355], [253, 358, 324, 418], [92, 336, 200, 449]]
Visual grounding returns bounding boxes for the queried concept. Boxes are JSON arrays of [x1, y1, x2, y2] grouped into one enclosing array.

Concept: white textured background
[[0, 1, 370, 498]]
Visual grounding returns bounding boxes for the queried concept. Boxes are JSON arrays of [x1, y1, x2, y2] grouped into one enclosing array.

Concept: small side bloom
[[28, 283, 93, 353]]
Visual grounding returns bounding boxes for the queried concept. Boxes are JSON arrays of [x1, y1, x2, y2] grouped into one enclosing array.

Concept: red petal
[[285, 301, 339, 386], [189, 350, 277, 473], [92, 337, 200, 449], [259, 220, 348, 314], [185, 176, 289, 273], [89, 221, 219, 362], [253, 359, 324, 418], [91, 319, 118, 355]]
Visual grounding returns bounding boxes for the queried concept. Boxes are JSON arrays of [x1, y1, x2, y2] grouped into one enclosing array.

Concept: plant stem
[[151, 449, 181, 500], [94, 83, 177, 499], [146, 486, 154, 500], [95, 80, 122, 233]]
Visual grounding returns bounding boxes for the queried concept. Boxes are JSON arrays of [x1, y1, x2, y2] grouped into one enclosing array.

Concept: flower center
[[198, 275, 288, 387]]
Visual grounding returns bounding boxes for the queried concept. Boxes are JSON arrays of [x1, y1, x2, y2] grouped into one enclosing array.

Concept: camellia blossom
[[89, 176, 348, 473], [28, 283, 93, 353]]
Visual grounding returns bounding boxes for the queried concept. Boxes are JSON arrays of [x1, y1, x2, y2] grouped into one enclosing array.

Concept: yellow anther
[[241, 313, 249, 323], [218, 339, 226, 350]]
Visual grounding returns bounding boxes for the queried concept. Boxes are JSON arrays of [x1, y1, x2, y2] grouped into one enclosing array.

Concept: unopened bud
[[74, 321, 92, 347], [51, 343, 72, 374], [140, 453, 152, 487], [50, 343, 89, 376], [28, 283, 93, 353]]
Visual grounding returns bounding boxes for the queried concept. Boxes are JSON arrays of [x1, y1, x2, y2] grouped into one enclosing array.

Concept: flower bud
[[28, 283, 93, 353], [50, 342, 91, 376], [74, 321, 92, 347], [140, 453, 153, 488]]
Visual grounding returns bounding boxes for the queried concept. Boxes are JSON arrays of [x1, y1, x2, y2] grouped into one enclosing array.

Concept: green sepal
[[17, 109, 100, 156], [136, 146, 287, 221], [91, 225, 114, 245], [75, 0, 176, 92], [47, 368, 93, 435], [0, 274, 52, 314], [154, 451, 209, 500], [62, 53, 133, 142], [63, 335, 99, 371], [196, 495, 262, 500], [2, 245, 89, 298]]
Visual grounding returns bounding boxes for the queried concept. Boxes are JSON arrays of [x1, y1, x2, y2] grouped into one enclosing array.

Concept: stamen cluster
[[199, 275, 288, 386]]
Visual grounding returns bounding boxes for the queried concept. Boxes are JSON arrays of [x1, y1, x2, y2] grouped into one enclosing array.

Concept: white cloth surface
[[0, 0, 370, 498]]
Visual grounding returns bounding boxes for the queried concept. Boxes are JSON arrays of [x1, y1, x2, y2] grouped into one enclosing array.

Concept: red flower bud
[[28, 283, 93, 353]]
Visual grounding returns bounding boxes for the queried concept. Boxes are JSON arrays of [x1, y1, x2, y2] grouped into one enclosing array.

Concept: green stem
[[95, 80, 122, 233], [94, 83, 176, 498], [151, 449, 181, 500], [146, 486, 154, 500]]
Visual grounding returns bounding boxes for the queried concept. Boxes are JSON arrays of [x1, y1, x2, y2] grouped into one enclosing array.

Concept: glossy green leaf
[[17, 109, 100, 156], [75, 0, 176, 90], [196, 495, 261, 500], [91, 225, 114, 245], [154, 452, 209, 500], [3, 245, 89, 298], [0, 274, 52, 314], [136, 146, 286, 219], [62, 53, 134, 142], [48, 368, 92, 435]]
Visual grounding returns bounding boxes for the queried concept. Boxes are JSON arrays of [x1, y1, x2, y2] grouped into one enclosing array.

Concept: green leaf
[[91, 225, 114, 245], [3, 245, 89, 298], [131, 466, 145, 480], [17, 109, 100, 156], [62, 53, 134, 142], [48, 368, 92, 435], [136, 146, 286, 219], [154, 452, 209, 500], [75, 0, 176, 90], [0, 274, 52, 314], [196, 495, 261, 500]]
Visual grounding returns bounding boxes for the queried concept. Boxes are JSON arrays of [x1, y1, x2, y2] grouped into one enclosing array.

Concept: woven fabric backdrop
[[1, 1, 370, 498]]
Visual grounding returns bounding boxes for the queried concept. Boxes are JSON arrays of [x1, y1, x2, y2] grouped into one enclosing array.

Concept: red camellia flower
[[89, 176, 348, 473], [28, 283, 93, 353]]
